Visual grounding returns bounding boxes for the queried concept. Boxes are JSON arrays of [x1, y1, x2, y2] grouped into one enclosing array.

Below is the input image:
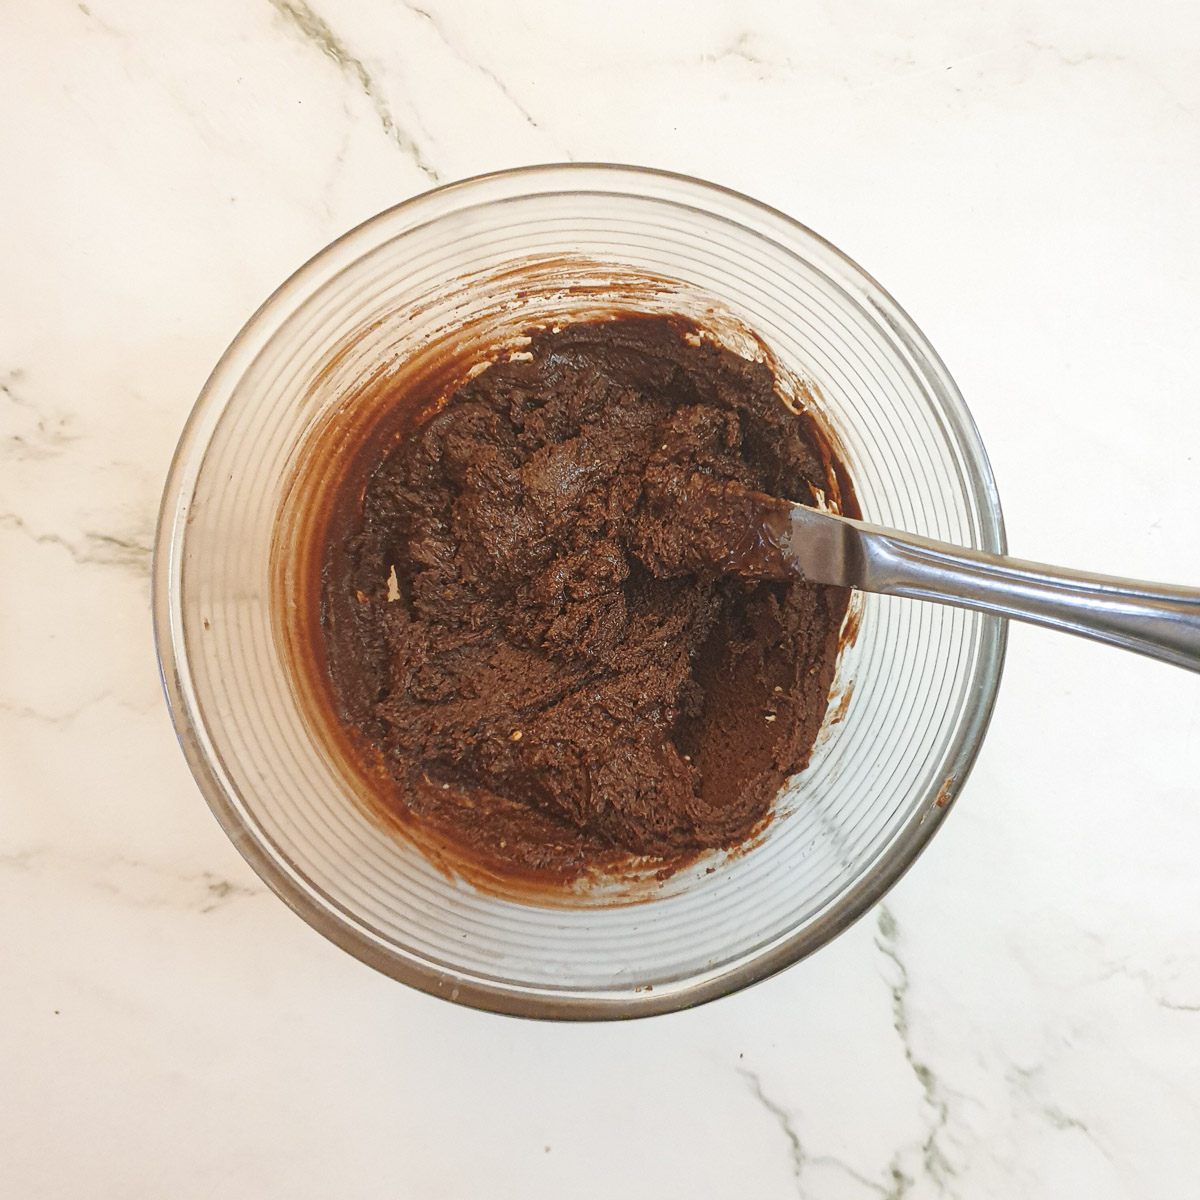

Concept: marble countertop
[[3, 2, 1198, 1196]]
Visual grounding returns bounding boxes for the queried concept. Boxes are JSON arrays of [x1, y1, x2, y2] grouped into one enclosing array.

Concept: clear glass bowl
[[154, 165, 1006, 1018]]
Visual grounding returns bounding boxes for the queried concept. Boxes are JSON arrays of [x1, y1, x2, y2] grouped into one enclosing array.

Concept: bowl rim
[[153, 162, 1008, 1020]]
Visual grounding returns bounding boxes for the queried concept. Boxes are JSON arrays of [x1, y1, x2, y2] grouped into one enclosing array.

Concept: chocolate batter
[[322, 317, 850, 879]]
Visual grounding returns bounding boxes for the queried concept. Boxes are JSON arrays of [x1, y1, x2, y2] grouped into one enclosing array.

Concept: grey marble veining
[[1, 1, 1198, 1196]]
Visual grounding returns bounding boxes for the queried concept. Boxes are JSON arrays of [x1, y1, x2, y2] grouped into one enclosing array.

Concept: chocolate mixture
[[321, 316, 850, 878]]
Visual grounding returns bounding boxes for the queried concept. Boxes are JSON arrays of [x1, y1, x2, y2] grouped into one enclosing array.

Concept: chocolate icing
[[320, 316, 851, 878]]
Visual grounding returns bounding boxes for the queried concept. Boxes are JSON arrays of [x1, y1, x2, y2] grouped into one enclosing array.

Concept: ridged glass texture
[[154, 166, 1006, 1018]]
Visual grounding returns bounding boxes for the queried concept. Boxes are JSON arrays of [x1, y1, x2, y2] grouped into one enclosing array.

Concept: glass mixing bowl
[[153, 164, 1006, 1018]]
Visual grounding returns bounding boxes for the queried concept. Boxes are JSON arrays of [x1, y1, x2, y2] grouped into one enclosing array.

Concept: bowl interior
[[155, 166, 1005, 1017]]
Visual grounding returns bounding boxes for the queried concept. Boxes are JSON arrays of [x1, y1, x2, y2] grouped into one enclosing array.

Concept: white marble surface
[[2, 1, 1198, 1195]]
